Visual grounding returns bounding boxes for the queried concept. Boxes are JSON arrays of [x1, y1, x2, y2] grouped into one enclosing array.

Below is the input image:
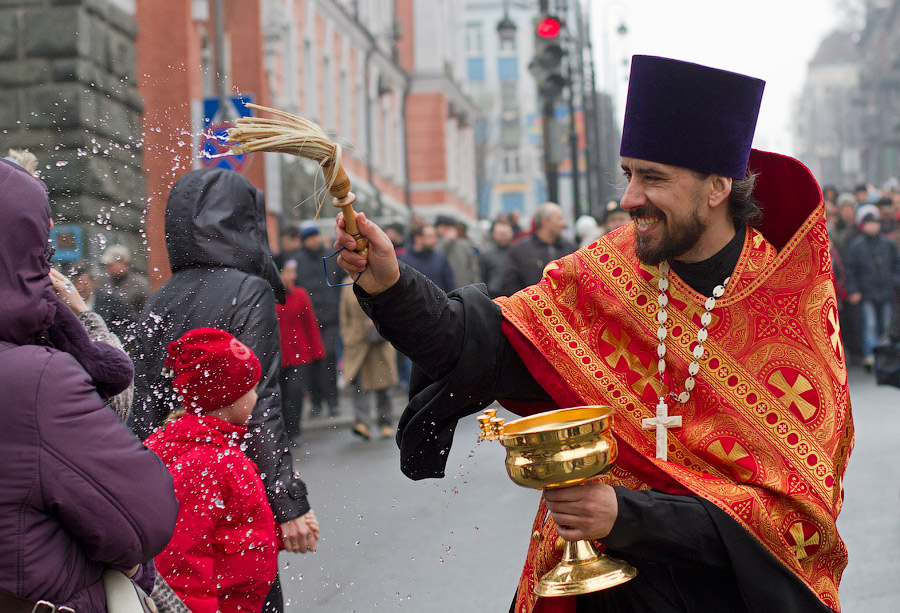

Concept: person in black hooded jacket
[[130, 168, 317, 612]]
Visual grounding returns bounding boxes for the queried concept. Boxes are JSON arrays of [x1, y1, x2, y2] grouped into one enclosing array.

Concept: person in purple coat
[[0, 158, 178, 613]]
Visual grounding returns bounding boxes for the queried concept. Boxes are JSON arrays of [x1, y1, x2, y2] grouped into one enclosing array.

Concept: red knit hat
[[165, 327, 262, 413]]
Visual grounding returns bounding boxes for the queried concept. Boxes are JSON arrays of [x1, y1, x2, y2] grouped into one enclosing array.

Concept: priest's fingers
[[334, 211, 400, 295], [544, 483, 618, 540], [551, 516, 590, 542]]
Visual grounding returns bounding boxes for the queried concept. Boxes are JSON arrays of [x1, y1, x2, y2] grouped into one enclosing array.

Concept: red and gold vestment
[[497, 151, 854, 613]]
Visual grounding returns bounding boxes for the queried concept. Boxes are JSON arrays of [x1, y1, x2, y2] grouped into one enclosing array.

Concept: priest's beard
[[632, 197, 706, 266]]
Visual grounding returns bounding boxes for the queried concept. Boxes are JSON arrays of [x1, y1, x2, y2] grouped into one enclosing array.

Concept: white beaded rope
[[655, 261, 729, 405]]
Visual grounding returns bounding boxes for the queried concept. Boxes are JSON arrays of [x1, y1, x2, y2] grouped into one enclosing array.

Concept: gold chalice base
[[492, 406, 638, 597], [535, 539, 637, 597]]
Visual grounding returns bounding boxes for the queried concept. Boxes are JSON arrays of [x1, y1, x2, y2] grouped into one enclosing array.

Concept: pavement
[[836, 365, 900, 612], [280, 369, 900, 612]]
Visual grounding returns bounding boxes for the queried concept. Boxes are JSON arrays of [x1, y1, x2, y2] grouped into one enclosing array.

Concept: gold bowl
[[477, 405, 637, 597], [498, 406, 617, 489]]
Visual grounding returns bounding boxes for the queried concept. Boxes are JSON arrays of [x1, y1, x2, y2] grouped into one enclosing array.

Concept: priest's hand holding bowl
[[543, 480, 619, 542], [334, 211, 400, 295]]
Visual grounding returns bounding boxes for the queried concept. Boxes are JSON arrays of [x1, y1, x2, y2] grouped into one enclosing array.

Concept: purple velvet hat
[[619, 56, 765, 179]]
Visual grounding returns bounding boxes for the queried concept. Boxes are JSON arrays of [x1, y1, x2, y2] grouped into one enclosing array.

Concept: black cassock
[[358, 261, 832, 613]]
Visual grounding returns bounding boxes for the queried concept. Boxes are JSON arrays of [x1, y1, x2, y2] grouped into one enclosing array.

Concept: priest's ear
[[706, 174, 733, 210]]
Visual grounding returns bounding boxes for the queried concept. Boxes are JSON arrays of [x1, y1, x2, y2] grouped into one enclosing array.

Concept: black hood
[[165, 168, 285, 303]]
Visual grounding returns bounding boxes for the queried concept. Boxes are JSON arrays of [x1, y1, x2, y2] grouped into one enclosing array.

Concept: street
[[282, 367, 899, 611], [281, 396, 536, 612], [836, 366, 900, 612]]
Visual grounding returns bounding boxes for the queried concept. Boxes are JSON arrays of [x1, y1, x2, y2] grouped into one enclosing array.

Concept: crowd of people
[[824, 182, 900, 369]]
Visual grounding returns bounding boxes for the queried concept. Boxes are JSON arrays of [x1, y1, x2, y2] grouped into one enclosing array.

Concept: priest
[[334, 55, 853, 613]]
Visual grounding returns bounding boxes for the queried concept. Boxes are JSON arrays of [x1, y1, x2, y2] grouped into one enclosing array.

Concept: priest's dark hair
[[692, 170, 762, 227]]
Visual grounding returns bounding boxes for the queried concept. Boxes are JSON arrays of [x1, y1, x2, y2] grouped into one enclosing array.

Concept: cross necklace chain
[[641, 261, 729, 461]]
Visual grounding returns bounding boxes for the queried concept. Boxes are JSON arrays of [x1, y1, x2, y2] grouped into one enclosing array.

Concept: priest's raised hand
[[334, 211, 400, 295]]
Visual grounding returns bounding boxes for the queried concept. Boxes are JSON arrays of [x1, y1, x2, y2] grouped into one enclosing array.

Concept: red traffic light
[[536, 16, 561, 38]]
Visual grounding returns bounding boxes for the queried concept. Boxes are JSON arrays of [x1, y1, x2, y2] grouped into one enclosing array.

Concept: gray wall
[[0, 0, 146, 271]]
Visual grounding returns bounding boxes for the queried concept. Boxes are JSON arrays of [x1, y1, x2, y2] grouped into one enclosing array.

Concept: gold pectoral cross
[[642, 398, 682, 461]]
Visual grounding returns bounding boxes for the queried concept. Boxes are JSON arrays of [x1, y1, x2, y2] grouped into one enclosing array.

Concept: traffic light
[[532, 15, 566, 102]]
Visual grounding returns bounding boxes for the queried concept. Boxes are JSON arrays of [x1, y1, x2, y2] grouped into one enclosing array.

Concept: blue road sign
[[200, 95, 254, 172], [49, 225, 84, 264]]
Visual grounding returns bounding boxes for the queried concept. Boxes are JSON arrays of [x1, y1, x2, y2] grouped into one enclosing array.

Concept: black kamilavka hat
[[620, 55, 765, 179]]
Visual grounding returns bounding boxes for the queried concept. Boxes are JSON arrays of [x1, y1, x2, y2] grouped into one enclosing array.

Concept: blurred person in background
[[604, 200, 632, 234], [844, 207, 900, 370], [293, 221, 342, 418], [384, 222, 409, 257], [101, 244, 152, 318], [499, 202, 576, 296], [398, 224, 455, 292], [69, 260, 135, 344], [574, 214, 603, 248], [275, 224, 302, 268], [276, 259, 326, 440], [875, 196, 897, 237], [831, 192, 859, 254], [339, 279, 397, 440], [436, 215, 481, 288], [479, 218, 515, 298]]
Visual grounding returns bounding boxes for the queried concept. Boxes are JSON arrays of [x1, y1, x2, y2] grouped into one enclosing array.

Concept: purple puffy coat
[[0, 159, 179, 612]]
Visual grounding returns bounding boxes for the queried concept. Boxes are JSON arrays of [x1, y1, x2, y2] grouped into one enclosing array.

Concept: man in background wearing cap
[[334, 55, 851, 612], [844, 207, 900, 370], [603, 199, 631, 234], [292, 221, 342, 418], [435, 215, 481, 289], [101, 244, 152, 318], [69, 259, 135, 343]]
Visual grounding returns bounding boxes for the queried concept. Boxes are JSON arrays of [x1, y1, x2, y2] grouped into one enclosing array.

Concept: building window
[[498, 57, 518, 81], [323, 56, 334, 129], [500, 114, 520, 145], [304, 39, 315, 117], [340, 69, 349, 138], [502, 148, 521, 176], [467, 57, 485, 81], [465, 22, 483, 56]]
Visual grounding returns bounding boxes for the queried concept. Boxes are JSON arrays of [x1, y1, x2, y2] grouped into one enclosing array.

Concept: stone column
[[0, 0, 146, 272]]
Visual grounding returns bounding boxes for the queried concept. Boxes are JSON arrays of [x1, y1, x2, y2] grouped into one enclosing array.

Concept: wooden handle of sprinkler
[[326, 161, 368, 259]]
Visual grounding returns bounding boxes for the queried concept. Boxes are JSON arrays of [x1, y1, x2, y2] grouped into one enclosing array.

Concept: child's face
[[862, 220, 882, 236], [230, 387, 258, 426]]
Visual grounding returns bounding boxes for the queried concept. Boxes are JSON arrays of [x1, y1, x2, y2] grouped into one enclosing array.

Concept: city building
[[794, 30, 863, 190], [462, 0, 620, 227], [137, 0, 477, 285]]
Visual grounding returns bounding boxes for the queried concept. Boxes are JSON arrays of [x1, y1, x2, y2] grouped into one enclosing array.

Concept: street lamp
[[497, 15, 517, 41], [496, 0, 518, 41]]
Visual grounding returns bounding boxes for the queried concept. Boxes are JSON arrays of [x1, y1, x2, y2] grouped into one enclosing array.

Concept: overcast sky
[[590, 0, 849, 155]]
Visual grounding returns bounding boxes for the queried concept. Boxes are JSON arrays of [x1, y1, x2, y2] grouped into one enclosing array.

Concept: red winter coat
[[146, 414, 279, 613], [276, 285, 326, 367]]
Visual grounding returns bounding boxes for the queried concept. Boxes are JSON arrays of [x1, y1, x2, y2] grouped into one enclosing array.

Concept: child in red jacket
[[146, 328, 289, 613]]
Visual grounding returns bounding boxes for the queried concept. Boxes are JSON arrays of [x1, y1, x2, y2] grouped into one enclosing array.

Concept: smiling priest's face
[[619, 157, 720, 266]]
